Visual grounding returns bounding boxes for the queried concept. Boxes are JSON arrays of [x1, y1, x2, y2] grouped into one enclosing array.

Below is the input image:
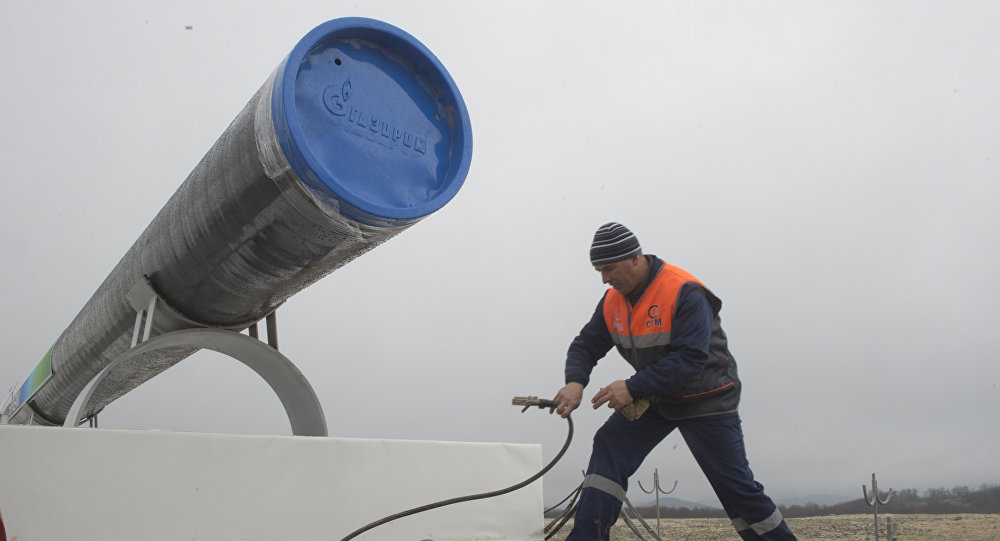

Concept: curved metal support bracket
[[63, 328, 327, 436]]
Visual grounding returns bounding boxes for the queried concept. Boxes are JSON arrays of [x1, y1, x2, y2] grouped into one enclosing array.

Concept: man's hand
[[552, 382, 584, 418], [591, 380, 634, 411]]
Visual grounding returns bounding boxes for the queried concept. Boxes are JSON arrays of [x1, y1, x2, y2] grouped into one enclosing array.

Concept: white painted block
[[0, 425, 544, 541]]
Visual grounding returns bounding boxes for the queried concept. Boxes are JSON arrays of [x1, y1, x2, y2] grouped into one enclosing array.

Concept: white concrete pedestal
[[0, 425, 543, 541]]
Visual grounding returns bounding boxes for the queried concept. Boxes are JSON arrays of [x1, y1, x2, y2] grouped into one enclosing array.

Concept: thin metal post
[[637, 468, 677, 538], [141, 297, 157, 343], [265, 312, 278, 350], [886, 516, 899, 540], [863, 473, 893, 541], [131, 309, 145, 347]]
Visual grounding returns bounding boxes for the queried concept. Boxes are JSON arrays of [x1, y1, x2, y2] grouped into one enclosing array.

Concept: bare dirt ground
[[546, 513, 1000, 540]]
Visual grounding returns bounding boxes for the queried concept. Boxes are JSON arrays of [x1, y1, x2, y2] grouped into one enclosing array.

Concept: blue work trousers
[[565, 410, 796, 541]]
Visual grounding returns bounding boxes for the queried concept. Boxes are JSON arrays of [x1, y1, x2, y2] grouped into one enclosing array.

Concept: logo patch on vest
[[646, 304, 663, 329], [611, 307, 625, 332]]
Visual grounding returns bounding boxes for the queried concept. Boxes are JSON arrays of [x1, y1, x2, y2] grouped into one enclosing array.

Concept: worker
[[552, 222, 797, 540]]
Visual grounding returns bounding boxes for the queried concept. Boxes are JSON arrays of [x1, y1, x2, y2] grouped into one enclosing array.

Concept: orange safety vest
[[602, 260, 740, 419], [602, 261, 704, 367]]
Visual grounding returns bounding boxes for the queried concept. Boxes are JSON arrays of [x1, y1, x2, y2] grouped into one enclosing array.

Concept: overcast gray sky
[[2, 1, 998, 507]]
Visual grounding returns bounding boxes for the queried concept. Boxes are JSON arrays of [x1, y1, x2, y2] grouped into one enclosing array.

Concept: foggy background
[[1, 1, 998, 507]]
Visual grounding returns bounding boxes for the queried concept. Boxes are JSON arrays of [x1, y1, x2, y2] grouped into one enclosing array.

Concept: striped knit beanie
[[590, 222, 642, 266]]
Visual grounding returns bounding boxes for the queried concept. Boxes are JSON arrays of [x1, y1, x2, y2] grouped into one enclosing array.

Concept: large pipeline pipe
[[3, 18, 472, 426]]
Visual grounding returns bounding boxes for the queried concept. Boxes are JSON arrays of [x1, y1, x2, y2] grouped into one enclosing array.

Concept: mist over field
[[1, 1, 998, 509]]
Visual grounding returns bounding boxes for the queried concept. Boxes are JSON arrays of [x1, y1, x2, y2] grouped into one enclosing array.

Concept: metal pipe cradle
[[4, 18, 472, 426]]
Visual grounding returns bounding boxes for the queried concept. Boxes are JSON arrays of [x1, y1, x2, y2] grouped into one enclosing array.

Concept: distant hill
[[775, 492, 856, 507], [548, 484, 1000, 519], [632, 496, 721, 510], [545, 495, 720, 519], [780, 484, 1000, 518]]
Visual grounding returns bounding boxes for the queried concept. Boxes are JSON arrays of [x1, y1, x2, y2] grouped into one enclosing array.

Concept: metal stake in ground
[[886, 516, 900, 541], [863, 473, 894, 541], [637, 468, 677, 538]]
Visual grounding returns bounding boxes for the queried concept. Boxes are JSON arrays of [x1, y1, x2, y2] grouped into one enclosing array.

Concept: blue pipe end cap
[[271, 18, 473, 227]]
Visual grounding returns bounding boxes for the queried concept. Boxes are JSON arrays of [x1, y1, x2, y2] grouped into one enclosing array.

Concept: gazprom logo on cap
[[323, 79, 427, 154]]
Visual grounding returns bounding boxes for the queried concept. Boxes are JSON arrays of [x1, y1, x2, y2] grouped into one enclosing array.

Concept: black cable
[[545, 499, 579, 540], [338, 409, 573, 541], [544, 480, 583, 515], [623, 498, 664, 541]]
